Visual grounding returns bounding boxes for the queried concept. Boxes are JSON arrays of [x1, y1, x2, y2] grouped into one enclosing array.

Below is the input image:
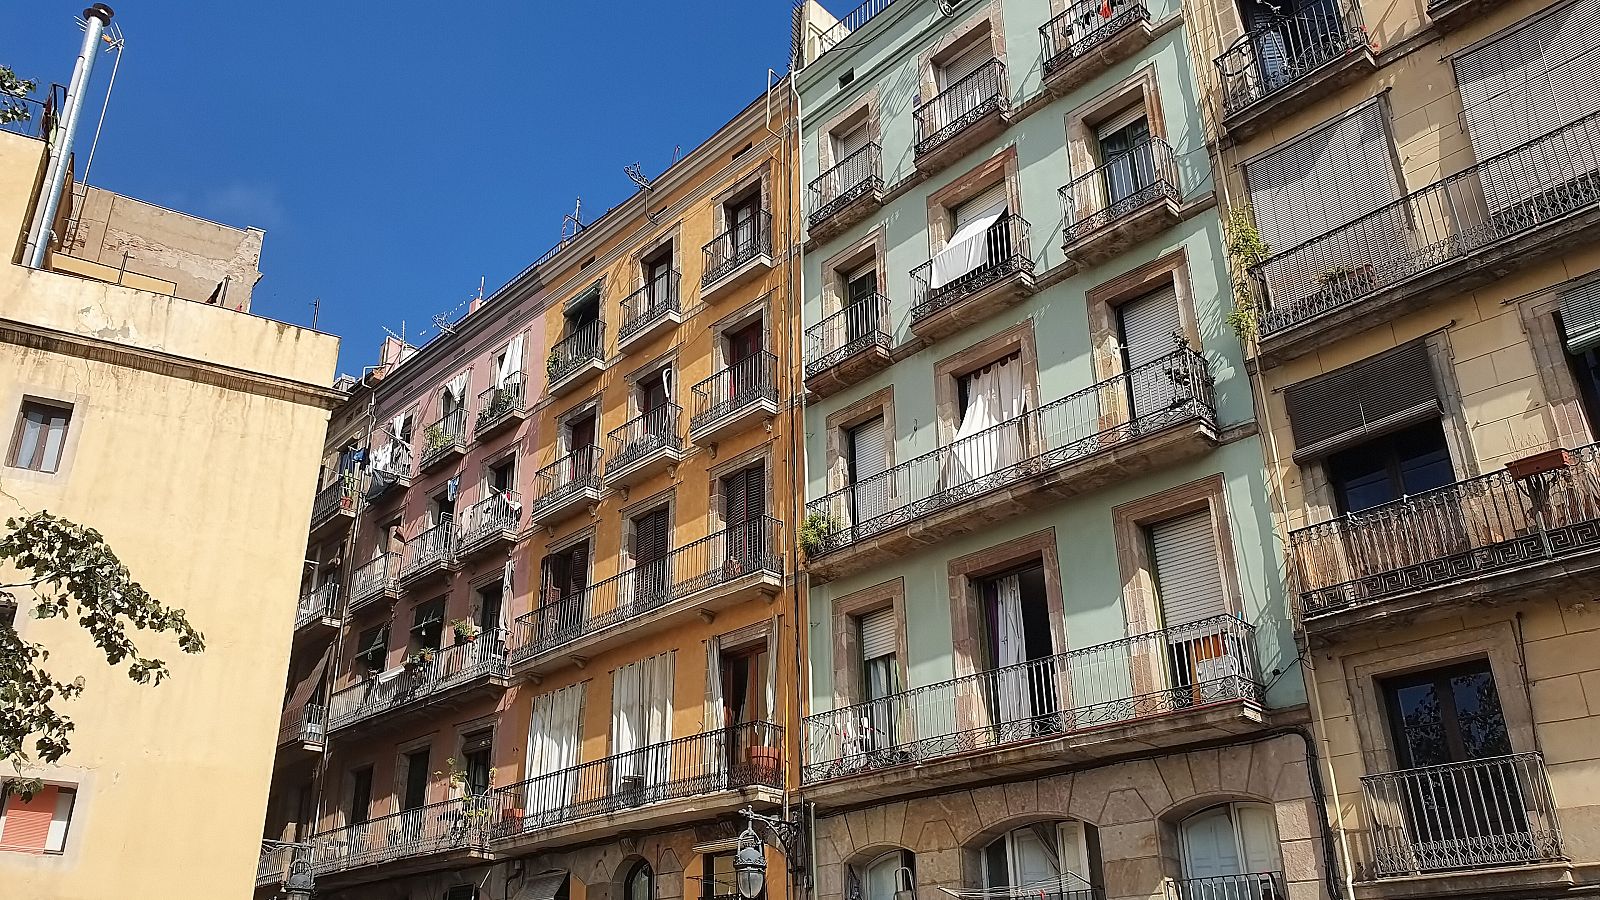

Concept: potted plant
[[1315, 263, 1375, 296], [547, 351, 563, 381], [404, 647, 436, 671], [452, 618, 481, 643], [798, 511, 840, 560], [423, 423, 451, 455], [746, 723, 782, 778], [1507, 447, 1574, 480]]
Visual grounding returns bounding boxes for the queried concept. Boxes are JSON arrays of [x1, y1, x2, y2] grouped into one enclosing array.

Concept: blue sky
[[7, 1, 803, 373]]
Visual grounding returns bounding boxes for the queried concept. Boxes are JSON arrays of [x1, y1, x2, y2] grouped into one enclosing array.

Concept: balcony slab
[[617, 308, 683, 355], [1424, 0, 1508, 34], [491, 785, 781, 856], [1352, 862, 1574, 900], [348, 583, 401, 616], [394, 557, 458, 593], [909, 267, 1036, 345], [475, 405, 529, 441], [1222, 49, 1376, 141], [690, 397, 779, 446], [605, 443, 685, 490], [806, 342, 892, 400], [527, 483, 603, 529], [1063, 195, 1180, 268], [308, 504, 356, 542], [1042, 15, 1157, 98], [457, 526, 517, 563], [808, 182, 884, 247], [418, 442, 466, 475], [548, 357, 605, 399], [311, 847, 495, 891], [701, 253, 774, 303], [915, 103, 1010, 177], [326, 669, 510, 741]]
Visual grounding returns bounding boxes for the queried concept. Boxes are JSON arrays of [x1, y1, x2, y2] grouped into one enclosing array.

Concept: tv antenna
[[561, 198, 583, 243], [626, 163, 659, 223]]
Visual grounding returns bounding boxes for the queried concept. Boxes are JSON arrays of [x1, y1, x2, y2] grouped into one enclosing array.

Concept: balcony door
[[631, 507, 672, 610], [726, 190, 761, 259], [525, 683, 583, 825], [859, 607, 900, 755], [1117, 285, 1183, 421], [399, 747, 430, 843], [1097, 110, 1153, 209], [1177, 803, 1282, 900], [936, 32, 993, 124], [726, 321, 765, 403], [722, 464, 766, 570], [1147, 509, 1234, 704], [565, 413, 597, 485], [945, 353, 1027, 486], [539, 541, 588, 645], [847, 415, 890, 529], [637, 367, 673, 446], [845, 264, 878, 344], [980, 564, 1060, 735], [719, 640, 774, 781], [646, 248, 674, 310], [611, 652, 674, 803]]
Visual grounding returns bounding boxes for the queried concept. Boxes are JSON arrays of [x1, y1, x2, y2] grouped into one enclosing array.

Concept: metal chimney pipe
[[23, 4, 115, 269]]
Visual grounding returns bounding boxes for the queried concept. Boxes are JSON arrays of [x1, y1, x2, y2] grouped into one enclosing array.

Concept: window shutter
[[835, 122, 870, 160], [1561, 281, 1600, 353], [1283, 342, 1440, 461], [1245, 102, 1401, 250], [940, 36, 991, 88], [462, 729, 494, 755], [859, 608, 897, 660], [1118, 285, 1183, 370], [954, 182, 1009, 227], [848, 417, 890, 522], [635, 510, 669, 564], [0, 785, 72, 853], [1149, 510, 1227, 626], [567, 542, 589, 596]]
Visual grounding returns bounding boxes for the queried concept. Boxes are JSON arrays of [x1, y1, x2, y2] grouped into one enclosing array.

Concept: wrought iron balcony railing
[[914, 58, 1008, 156], [310, 469, 361, 527], [805, 345, 1214, 556], [702, 210, 773, 286], [420, 408, 468, 468], [308, 793, 495, 876], [459, 491, 521, 549], [548, 320, 605, 385], [0, 84, 61, 141], [910, 212, 1032, 322], [350, 553, 398, 608], [690, 351, 779, 434], [607, 404, 683, 475], [529, 446, 602, 516], [805, 293, 891, 379], [803, 615, 1259, 782], [475, 374, 527, 435], [1253, 113, 1600, 338], [511, 517, 784, 664], [808, 0, 896, 60], [492, 720, 783, 838], [326, 630, 509, 732], [400, 519, 457, 580], [1059, 137, 1179, 244], [1360, 753, 1562, 877], [1041, 0, 1151, 73], [294, 582, 339, 629], [1213, 0, 1368, 117], [809, 143, 883, 228], [1166, 871, 1287, 900], [279, 702, 326, 746], [1289, 442, 1600, 617], [257, 840, 310, 887], [619, 271, 681, 344]]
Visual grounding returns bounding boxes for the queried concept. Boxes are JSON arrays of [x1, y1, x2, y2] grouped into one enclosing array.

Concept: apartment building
[[791, 3, 1325, 900], [1181, 0, 1600, 893], [255, 91, 806, 900], [0, 55, 341, 900]]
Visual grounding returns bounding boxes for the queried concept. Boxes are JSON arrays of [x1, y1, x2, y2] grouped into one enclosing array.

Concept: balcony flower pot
[[1315, 263, 1375, 298], [746, 744, 782, 777], [1506, 448, 1574, 480]]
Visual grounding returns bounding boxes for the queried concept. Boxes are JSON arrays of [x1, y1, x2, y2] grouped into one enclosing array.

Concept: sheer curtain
[[497, 334, 525, 387], [992, 575, 1030, 726], [612, 652, 675, 799], [944, 357, 1028, 486], [525, 683, 584, 827]]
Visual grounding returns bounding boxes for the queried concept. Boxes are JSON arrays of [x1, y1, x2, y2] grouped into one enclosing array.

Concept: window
[[565, 287, 601, 336], [475, 581, 504, 635], [937, 32, 992, 92], [978, 563, 1057, 725], [8, 400, 71, 473], [461, 729, 493, 796], [722, 463, 767, 566], [846, 416, 889, 524], [637, 366, 672, 417], [1326, 420, 1453, 514], [980, 821, 1095, 896], [626, 860, 655, 900], [718, 642, 771, 727], [631, 507, 672, 604], [1282, 342, 1446, 465], [410, 598, 446, 652], [1556, 289, 1600, 432], [355, 625, 388, 672], [833, 119, 871, 165], [858, 607, 898, 750], [348, 766, 374, 826], [851, 849, 915, 900], [724, 188, 763, 257], [1383, 660, 1510, 769], [1097, 108, 1153, 207], [401, 747, 430, 811], [488, 458, 515, 494], [613, 653, 674, 785], [541, 540, 590, 612], [431, 488, 456, 526], [950, 353, 1028, 483], [0, 784, 76, 854], [704, 850, 738, 900], [645, 246, 675, 309], [565, 411, 598, 455], [1117, 285, 1183, 416], [0, 601, 15, 631], [1177, 803, 1282, 890], [1147, 509, 1235, 703]]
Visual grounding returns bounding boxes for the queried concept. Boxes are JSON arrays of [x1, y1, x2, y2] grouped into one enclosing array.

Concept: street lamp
[[283, 851, 315, 900], [733, 827, 768, 900]]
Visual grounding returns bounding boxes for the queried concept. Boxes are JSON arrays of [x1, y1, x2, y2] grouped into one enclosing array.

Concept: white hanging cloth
[[525, 683, 584, 823], [993, 574, 1030, 725], [498, 334, 525, 388], [943, 357, 1028, 485], [499, 560, 514, 636], [930, 201, 1006, 289]]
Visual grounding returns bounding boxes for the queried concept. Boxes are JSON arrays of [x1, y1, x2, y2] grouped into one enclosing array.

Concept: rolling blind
[[835, 121, 870, 160], [1149, 510, 1227, 626], [955, 182, 1009, 227], [940, 35, 991, 89], [1282, 342, 1440, 460], [1560, 280, 1600, 352], [1244, 102, 1401, 251], [1119, 285, 1182, 369], [859, 607, 897, 660], [849, 416, 890, 522]]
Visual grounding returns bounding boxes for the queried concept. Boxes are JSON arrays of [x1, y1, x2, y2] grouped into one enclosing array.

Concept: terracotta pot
[[746, 744, 782, 771], [1506, 448, 1574, 480]]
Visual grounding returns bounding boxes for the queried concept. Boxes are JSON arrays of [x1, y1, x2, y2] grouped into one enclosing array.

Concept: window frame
[[8, 398, 73, 474]]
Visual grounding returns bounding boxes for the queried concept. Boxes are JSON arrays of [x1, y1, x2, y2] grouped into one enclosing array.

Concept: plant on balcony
[[451, 618, 481, 643], [546, 351, 562, 381], [1222, 204, 1270, 343], [798, 511, 841, 560], [1314, 263, 1375, 296], [422, 423, 454, 456], [404, 647, 436, 670], [476, 387, 515, 430], [0, 67, 36, 126]]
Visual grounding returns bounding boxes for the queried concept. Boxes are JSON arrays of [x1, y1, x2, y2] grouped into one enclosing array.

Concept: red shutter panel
[[1, 786, 57, 853]]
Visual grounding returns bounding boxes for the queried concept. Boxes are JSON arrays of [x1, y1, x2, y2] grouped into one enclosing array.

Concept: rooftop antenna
[[561, 198, 583, 244], [625, 163, 659, 223], [310, 296, 320, 329]]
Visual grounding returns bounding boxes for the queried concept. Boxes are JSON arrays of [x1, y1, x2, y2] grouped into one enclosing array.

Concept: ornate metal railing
[[257, 839, 309, 887], [1289, 442, 1600, 616], [0, 84, 61, 141], [1360, 753, 1562, 877], [310, 469, 361, 527], [279, 702, 326, 746], [910, 212, 1032, 322], [703, 210, 773, 286], [419, 408, 468, 468], [1253, 113, 1600, 337], [1165, 871, 1287, 900], [294, 582, 339, 629], [1041, 0, 1151, 73], [808, 0, 897, 60], [475, 374, 527, 435], [529, 446, 602, 517], [511, 517, 784, 664], [607, 404, 683, 475], [690, 351, 779, 434], [350, 553, 398, 608], [915, 58, 1008, 157], [805, 345, 1214, 556], [400, 520, 457, 580], [326, 630, 509, 732], [368, 443, 412, 495], [492, 721, 783, 838], [619, 271, 681, 344], [804, 615, 1259, 782], [548, 319, 605, 384], [1213, 0, 1368, 117], [308, 793, 496, 875], [809, 143, 883, 228], [805, 293, 891, 379], [459, 491, 521, 549], [1060, 137, 1179, 244]]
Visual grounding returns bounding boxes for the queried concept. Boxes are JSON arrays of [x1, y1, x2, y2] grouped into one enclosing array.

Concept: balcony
[[1251, 114, 1600, 366], [294, 582, 340, 635], [1358, 754, 1565, 887], [309, 470, 361, 538], [457, 491, 521, 560], [527, 447, 603, 527], [1425, 0, 1506, 34], [1040, 0, 1155, 97], [510, 517, 784, 676], [547, 320, 606, 397], [396, 520, 458, 589], [689, 352, 780, 444], [257, 840, 309, 890], [808, 143, 884, 245], [365, 447, 412, 502], [307, 794, 495, 883], [909, 212, 1035, 342], [805, 345, 1216, 582], [802, 615, 1263, 801], [418, 409, 468, 473], [618, 272, 682, 352], [1288, 443, 1600, 634], [702, 211, 774, 300], [804, 293, 892, 399], [475, 374, 529, 440], [326, 630, 510, 736], [491, 721, 784, 852], [1167, 873, 1287, 900], [277, 702, 326, 754], [1213, 0, 1374, 139], [605, 404, 685, 488], [915, 59, 1010, 174], [349, 552, 401, 614], [1059, 138, 1181, 267]]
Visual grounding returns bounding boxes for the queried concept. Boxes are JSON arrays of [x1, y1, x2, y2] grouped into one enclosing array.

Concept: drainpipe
[[24, 4, 114, 269]]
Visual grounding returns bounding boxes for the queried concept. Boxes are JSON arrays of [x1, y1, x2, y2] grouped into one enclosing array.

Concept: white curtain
[[993, 574, 1030, 725], [499, 560, 514, 636], [943, 357, 1028, 486], [705, 637, 727, 787], [612, 652, 675, 795], [525, 683, 584, 825], [763, 618, 778, 740], [661, 366, 674, 403], [445, 371, 470, 412], [930, 202, 1006, 289], [498, 334, 525, 387]]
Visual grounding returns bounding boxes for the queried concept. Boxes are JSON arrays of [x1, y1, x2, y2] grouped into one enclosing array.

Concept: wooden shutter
[[568, 415, 596, 452], [1283, 342, 1440, 461], [728, 322, 764, 364], [1149, 510, 1227, 626], [1244, 102, 1401, 250], [1561, 280, 1600, 353], [634, 509, 669, 565], [859, 608, 897, 660], [724, 464, 766, 525], [1118, 285, 1182, 370], [566, 542, 589, 596]]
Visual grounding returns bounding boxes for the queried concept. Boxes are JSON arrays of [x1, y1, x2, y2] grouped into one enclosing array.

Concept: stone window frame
[[830, 577, 910, 708], [629, 224, 683, 293], [709, 293, 772, 373], [1517, 277, 1600, 450], [1062, 65, 1171, 220], [619, 487, 677, 569], [820, 226, 888, 321], [1085, 248, 1203, 381], [824, 386, 897, 496], [623, 350, 680, 420], [815, 88, 882, 175], [1111, 474, 1245, 637], [555, 394, 603, 459], [926, 146, 1023, 251], [392, 733, 438, 814], [478, 441, 520, 499], [932, 319, 1041, 446], [706, 444, 773, 533], [945, 529, 1067, 684], [915, 1, 1010, 105], [541, 523, 597, 590], [708, 162, 775, 244]]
